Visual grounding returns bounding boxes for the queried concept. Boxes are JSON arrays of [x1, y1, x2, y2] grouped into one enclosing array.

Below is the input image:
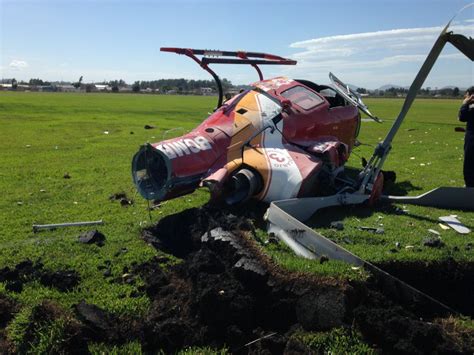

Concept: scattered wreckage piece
[[358, 226, 384, 234], [439, 215, 471, 234], [33, 220, 104, 233], [77, 230, 106, 246]]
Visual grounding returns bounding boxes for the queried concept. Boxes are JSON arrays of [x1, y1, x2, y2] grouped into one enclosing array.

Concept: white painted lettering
[[195, 136, 212, 150], [157, 136, 212, 160], [184, 138, 200, 153], [156, 144, 177, 159], [171, 141, 190, 156]]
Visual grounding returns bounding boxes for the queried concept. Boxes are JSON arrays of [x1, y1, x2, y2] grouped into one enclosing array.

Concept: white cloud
[[9, 60, 29, 70], [286, 23, 474, 88]]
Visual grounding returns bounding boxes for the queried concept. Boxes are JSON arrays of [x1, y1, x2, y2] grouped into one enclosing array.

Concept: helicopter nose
[[132, 143, 171, 200]]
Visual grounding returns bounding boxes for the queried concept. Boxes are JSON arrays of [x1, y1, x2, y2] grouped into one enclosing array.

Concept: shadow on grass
[[306, 200, 473, 230], [383, 180, 423, 195]]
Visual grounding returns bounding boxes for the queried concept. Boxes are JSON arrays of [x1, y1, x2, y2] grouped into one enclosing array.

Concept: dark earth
[[0, 206, 473, 353]]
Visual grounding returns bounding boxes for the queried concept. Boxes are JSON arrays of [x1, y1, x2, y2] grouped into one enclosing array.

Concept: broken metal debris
[[114, 247, 128, 257], [33, 220, 104, 233], [77, 230, 106, 246], [423, 236, 445, 248], [394, 207, 408, 214], [264, 235, 279, 245], [439, 223, 450, 231], [358, 226, 385, 234], [330, 221, 344, 230], [109, 192, 134, 207], [439, 215, 471, 234], [319, 255, 329, 264]]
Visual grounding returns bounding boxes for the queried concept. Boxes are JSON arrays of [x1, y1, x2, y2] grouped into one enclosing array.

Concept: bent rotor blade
[[265, 195, 369, 264], [445, 33, 474, 61], [358, 6, 474, 192], [383, 187, 474, 210]]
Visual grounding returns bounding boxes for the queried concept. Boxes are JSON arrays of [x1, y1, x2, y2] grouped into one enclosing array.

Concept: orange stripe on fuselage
[[224, 91, 271, 194]]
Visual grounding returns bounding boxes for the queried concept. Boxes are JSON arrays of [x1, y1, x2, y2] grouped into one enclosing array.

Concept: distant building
[[226, 88, 240, 96], [17, 85, 30, 91], [200, 87, 213, 95], [57, 85, 77, 92], [38, 85, 56, 92], [0, 83, 13, 90], [94, 84, 111, 92], [119, 86, 132, 93]]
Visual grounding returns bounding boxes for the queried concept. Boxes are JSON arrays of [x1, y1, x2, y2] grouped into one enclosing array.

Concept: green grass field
[[0, 92, 473, 352]]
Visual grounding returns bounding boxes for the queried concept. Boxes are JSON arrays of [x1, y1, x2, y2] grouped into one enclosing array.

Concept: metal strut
[[160, 48, 296, 108]]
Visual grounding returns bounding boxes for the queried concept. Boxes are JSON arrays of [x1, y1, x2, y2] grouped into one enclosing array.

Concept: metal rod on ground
[[33, 220, 104, 232]]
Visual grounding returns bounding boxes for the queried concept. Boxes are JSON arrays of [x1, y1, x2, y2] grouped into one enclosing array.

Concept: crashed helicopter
[[132, 54, 372, 205], [133, 18, 473, 211], [132, 12, 474, 312]]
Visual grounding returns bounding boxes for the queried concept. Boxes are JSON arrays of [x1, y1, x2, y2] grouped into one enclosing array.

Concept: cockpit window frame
[[280, 85, 325, 111]]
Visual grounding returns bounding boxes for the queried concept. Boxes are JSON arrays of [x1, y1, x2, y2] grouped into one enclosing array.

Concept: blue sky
[[1, 0, 473, 89]]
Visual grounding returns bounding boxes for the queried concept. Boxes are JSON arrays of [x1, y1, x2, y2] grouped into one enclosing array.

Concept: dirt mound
[[137, 206, 474, 353], [354, 290, 473, 354], [16, 301, 87, 354], [0, 294, 18, 354], [74, 300, 139, 344], [8, 300, 139, 354], [138, 206, 349, 352], [376, 260, 474, 316], [0, 260, 80, 293]]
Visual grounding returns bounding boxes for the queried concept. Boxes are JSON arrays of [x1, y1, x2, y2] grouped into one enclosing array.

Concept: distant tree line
[[133, 78, 233, 93], [357, 86, 462, 98], [0, 77, 464, 97], [1, 77, 232, 92]]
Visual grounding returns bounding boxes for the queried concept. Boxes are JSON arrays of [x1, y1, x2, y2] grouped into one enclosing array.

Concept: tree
[[453, 87, 460, 97], [11, 78, 18, 90], [132, 81, 140, 93], [73, 76, 83, 89]]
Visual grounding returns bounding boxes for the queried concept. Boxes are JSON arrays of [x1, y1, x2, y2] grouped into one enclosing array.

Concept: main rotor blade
[[381, 22, 452, 148], [383, 187, 474, 210]]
